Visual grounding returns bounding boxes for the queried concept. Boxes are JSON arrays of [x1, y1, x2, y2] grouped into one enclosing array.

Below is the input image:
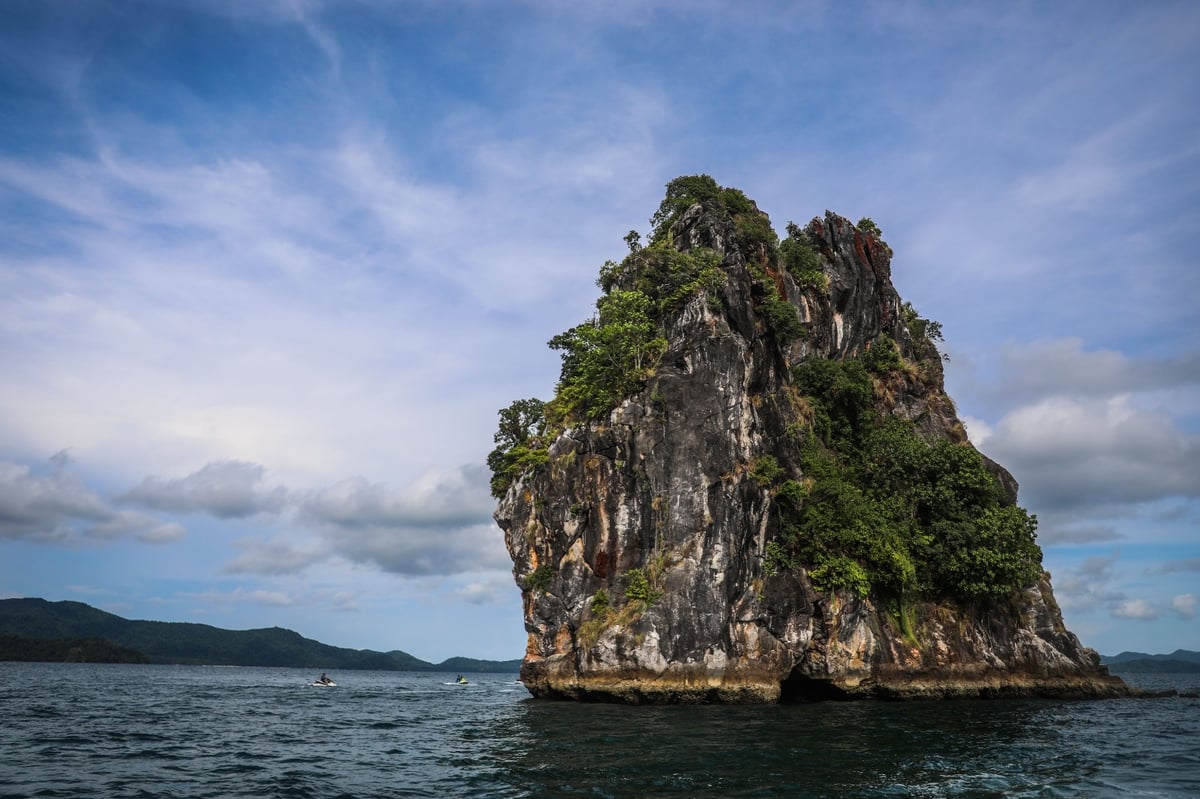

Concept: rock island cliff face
[[493, 177, 1128, 702]]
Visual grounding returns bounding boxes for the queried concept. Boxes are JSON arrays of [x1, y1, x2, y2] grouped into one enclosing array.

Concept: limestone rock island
[[491, 176, 1129, 702]]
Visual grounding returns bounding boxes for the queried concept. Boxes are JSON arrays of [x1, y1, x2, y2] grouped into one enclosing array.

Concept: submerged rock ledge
[[495, 179, 1133, 703]]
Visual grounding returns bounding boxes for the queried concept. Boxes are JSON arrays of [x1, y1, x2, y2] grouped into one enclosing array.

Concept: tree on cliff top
[[649, 174, 756, 244], [487, 398, 547, 499]]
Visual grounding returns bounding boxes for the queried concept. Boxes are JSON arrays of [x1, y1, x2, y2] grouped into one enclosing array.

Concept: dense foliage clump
[[546, 289, 667, 424], [487, 398, 547, 498], [780, 221, 826, 292], [765, 343, 1042, 602], [649, 174, 757, 244]]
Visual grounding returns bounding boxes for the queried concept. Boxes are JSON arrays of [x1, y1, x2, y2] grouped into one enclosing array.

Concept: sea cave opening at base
[[780, 670, 854, 703]]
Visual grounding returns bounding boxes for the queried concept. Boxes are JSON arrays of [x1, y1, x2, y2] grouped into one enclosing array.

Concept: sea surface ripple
[[1, 663, 1196, 798]]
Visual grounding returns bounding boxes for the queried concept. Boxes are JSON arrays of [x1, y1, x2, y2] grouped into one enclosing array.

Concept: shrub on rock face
[[778, 355, 1042, 603], [486, 398, 546, 498], [546, 289, 667, 425]]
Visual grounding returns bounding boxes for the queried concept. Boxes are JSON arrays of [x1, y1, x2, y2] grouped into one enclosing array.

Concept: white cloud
[[986, 395, 1200, 512], [88, 511, 186, 544], [1112, 599, 1159, 621], [993, 340, 1200, 404], [960, 415, 993, 448], [223, 536, 329, 576], [1053, 553, 1126, 614], [4, 453, 506, 579], [1172, 594, 1197, 619], [312, 516, 507, 577], [327, 591, 359, 613], [302, 465, 493, 529], [181, 585, 301, 610], [0, 456, 183, 545], [207, 462, 504, 577], [123, 460, 288, 518], [455, 573, 519, 606]]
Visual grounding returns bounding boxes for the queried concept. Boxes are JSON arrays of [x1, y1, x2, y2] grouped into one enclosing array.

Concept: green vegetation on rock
[[769, 351, 1042, 601], [525, 563, 555, 593], [547, 289, 667, 424], [547, 242, 726, 429], [781, 221, 826, 292], [487, 398, 547, 498], [623, 567, 662, 604], [649, 174, 755, 244]]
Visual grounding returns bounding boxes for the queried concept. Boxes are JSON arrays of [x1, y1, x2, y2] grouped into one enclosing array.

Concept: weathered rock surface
[[496, 195, 1130, 702]]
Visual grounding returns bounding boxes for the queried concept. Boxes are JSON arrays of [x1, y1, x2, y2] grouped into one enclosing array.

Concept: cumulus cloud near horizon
[[296, 464, 507, 577], [992, 340, 1200, 403], [122, 460, 289, 518], [1112, 598, 1160, 621], [986, 394, 1200, 512], [0, 454, 184, 545], [953, 339, 1200, 536], [1049, 549, 1191, 626], [2, 453, 504, 579]]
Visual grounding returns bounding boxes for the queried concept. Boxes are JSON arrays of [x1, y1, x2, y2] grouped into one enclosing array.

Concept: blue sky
[[1, 0, 1197, 661]]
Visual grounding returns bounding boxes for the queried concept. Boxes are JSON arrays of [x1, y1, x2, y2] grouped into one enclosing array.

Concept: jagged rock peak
[[491, 175, 1129, 703]]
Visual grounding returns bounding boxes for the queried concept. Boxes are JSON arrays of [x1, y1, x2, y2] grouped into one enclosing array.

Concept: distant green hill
[[0, 598, 520, 672], [1101, 649, 1200, 674], [0, 634, 149, 664]]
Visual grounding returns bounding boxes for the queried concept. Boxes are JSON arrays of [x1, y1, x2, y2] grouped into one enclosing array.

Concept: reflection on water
[[493, 697, 1057, 798], [490, 677, 1200, 798]]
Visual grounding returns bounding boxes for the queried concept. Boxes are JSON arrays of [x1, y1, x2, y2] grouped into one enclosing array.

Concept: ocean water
[[1, 663, 1197, 798]]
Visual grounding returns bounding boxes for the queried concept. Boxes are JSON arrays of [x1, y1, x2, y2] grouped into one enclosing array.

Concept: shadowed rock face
[[496, 198, 1129, 703]]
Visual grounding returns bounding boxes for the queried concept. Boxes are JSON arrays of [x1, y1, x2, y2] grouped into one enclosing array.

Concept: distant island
[[1101, 650, 1200, 674], [0, 598, 521, 672]]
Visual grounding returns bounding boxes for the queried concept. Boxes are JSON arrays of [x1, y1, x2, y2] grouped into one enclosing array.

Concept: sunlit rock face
[[496, 198, 1128, 703]]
